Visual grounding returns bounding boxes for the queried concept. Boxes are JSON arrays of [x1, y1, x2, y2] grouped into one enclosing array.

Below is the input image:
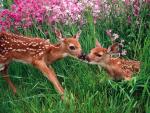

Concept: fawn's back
[[105, 58, 140, 79], [0, 32, 51, 64]]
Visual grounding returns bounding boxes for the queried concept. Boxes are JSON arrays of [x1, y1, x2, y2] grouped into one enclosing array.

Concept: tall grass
[[0, 2, 150, 113]]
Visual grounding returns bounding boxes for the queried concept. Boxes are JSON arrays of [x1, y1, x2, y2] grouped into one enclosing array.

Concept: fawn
[[0, 29, 83, 98], [83, 40, 140, 80]]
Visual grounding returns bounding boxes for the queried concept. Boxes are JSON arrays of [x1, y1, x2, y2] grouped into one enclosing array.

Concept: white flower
[[45, 6, 51, 11], [112, 33, 119, 40], [121, 39, 125, 43], [121, 50, 127, 55]]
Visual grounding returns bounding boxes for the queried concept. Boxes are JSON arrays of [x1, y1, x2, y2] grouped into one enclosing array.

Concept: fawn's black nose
[[85, 56, 90, 62], [78, 52, 87, 60]]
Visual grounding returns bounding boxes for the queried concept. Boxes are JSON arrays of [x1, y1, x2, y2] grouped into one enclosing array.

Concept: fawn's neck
[[100, 58, 119, 70], [46, 43, 68, 64]]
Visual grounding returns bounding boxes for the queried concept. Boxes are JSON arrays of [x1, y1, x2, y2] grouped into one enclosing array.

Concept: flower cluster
[[0, 0, 102, 31], [124, 0, 150, 17], [1, 0, 148, 31], [0, 0, 47, 30]]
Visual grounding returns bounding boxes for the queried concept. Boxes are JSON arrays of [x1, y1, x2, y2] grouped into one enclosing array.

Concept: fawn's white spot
[[38, 52, 44, 56], [117, 61, 121, 65]]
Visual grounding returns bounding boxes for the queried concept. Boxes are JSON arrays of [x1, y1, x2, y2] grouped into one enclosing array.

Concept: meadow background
[[0, 0, 150, 113]]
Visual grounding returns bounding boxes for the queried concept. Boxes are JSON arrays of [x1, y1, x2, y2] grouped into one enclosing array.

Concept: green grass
[[0, 2, 150, 113]]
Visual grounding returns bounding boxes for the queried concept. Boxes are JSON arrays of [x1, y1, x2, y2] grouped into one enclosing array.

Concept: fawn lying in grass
[[84, 39, 140, 80], [0, 29, 83, 99], [79, 29, 140, 80]]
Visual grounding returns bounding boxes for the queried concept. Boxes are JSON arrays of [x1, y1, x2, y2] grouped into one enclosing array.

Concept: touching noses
[[78, 52, 86, 59], [78, 52, 90, 62]]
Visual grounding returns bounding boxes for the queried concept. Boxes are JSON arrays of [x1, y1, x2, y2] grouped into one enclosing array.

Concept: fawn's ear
[[73, 30, 81, 40], [107, 43, 120, 53], [95, 39, 102, 47], [54, 29, 64, 41]]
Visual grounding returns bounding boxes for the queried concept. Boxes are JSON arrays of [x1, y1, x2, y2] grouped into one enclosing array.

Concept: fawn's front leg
[[33, 60, 64, 97]]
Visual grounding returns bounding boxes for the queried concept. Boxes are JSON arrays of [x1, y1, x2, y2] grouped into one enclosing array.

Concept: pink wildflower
[[125, 0, 131, 6], [133, 0, 140, 16], [106, 29, 112, 38]]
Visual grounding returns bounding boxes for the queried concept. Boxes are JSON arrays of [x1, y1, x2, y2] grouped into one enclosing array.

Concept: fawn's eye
[[69, 46, 76, 50], [94, 53, 102, 57]]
